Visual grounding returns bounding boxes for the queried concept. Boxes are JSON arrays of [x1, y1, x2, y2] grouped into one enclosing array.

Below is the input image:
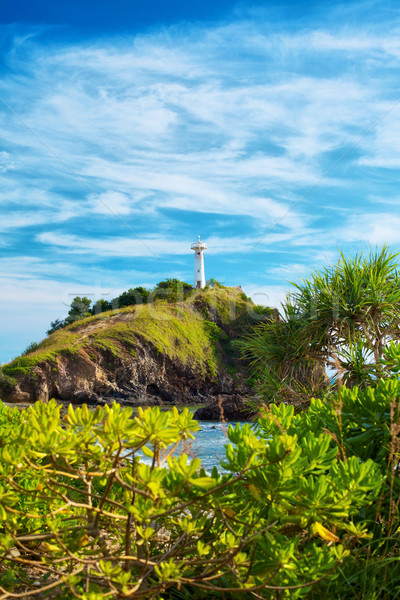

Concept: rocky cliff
[[0, 287, 276, 411]]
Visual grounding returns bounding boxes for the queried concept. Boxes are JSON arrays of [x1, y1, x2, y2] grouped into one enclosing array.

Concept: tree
[[22, 341, 40, 355], [209, 278, 225, 288], [47, 318, 66, 335], [46, 298, 93, 334], [152, 279, 193, 303], [91, 299, 112, 315], [241, 302, 327, 405], [46, 281, 195, 337], [67, 296, 92, 322], [116, 286, 149, 308], [292, 246, 400, 386], [242, 247, 400, 401]]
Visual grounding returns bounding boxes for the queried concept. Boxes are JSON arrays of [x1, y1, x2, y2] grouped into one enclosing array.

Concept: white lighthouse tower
[[191, 236, 207, 289]]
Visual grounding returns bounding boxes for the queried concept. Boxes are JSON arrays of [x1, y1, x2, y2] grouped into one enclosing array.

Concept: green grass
[[188, 286, 250, 325], [92, 302, 219, 376], [2, 354, 57, 377], [2, 287, 271, 383], [189, 287, 274, 332]]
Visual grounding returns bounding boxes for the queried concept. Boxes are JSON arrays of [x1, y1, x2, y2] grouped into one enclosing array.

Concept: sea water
[[132, 405, 242, 470], [137, 420, 236, 471], [182, 420, 235, 471]]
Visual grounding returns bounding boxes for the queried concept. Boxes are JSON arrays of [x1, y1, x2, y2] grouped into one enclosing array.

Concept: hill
[[0, 287, 276, 410]]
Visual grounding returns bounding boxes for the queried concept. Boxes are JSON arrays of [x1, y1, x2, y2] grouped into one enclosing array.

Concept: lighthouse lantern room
[[191, 236, 207, 289]]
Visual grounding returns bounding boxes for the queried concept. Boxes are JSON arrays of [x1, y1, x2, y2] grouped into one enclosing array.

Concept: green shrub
[[256, 358, 400, 598], [0, 398, 384, 599], [0, 368, 16, 391], [203, 320, 221, 344], [2, 356, 42, 377], [22, 341, 40, 355]]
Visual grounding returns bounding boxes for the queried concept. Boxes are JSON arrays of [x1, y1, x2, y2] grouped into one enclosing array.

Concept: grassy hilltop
[[0, 286, 275, 405]]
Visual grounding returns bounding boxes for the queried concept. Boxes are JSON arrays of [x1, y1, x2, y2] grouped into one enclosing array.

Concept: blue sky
[[1, 0, 400, 363]]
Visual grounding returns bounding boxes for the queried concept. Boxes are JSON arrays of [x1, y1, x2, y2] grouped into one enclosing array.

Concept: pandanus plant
[[241, 247, 400, 403]]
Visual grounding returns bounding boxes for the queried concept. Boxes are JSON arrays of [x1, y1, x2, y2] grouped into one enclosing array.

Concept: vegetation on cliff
[[0, 285, 274, 404], [47, 279, 196, 335]]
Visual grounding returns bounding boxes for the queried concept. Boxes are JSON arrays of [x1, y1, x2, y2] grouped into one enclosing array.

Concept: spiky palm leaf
[[243, 247, 400, 402]]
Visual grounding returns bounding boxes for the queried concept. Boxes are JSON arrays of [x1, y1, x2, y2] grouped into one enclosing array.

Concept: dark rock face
[[3, 337, 251, 409], [193, 394, 255, 421]]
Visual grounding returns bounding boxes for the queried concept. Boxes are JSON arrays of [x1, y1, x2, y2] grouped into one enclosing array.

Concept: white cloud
[[307, 30, 400, 60], [339, 213, 400, 245], [0, 20, 386, 235], [269, 263, 310, 278], [2, 11, 400, 360], [0, 210, 66, 231], [37, 231, 259, 256], [36, 227, 332, 258], [358, 111, 400, 168], [0, 151, 15, 173], [243, 284, 290, 311], [91, 191, 133, 215], [37, 232, 181, 257]]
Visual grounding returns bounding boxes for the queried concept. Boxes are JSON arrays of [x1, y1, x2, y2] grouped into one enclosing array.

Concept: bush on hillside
[[22, 341, 40, 355], [152, 278, 193, 303]]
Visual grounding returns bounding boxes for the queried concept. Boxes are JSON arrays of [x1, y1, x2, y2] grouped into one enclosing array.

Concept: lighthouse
[[191, 236, 207, 289]]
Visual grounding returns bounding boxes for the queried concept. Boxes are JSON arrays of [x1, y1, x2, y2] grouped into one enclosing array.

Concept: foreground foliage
[[259, 365, 400, 598], [239, 246, 400, 597], [0, 395, 385, 599]]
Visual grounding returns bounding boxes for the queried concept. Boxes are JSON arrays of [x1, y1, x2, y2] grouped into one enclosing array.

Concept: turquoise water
[[9, 402, 241, 470], [138, 414, 244, 472], [133, 406, 242, 470], [139, 419, 241, 471], [183, 420, 236, 471]]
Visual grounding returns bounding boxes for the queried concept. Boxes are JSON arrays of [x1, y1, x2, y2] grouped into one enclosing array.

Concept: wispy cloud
[[243, 284, 291, 312], [37, 232, 190, 256], [2, 4, 400, 360], [37, 231, 293, 256], [90, 191, 133, 215], [339, 213, 400, 245], [0, 19, 385, 232]]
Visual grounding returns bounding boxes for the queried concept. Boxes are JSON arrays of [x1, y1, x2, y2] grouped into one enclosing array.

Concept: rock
[[1, 339, 251, 409], [71, 390, 100, 405], [194, 394, 255, 421], [0, 287, 321, 415]]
